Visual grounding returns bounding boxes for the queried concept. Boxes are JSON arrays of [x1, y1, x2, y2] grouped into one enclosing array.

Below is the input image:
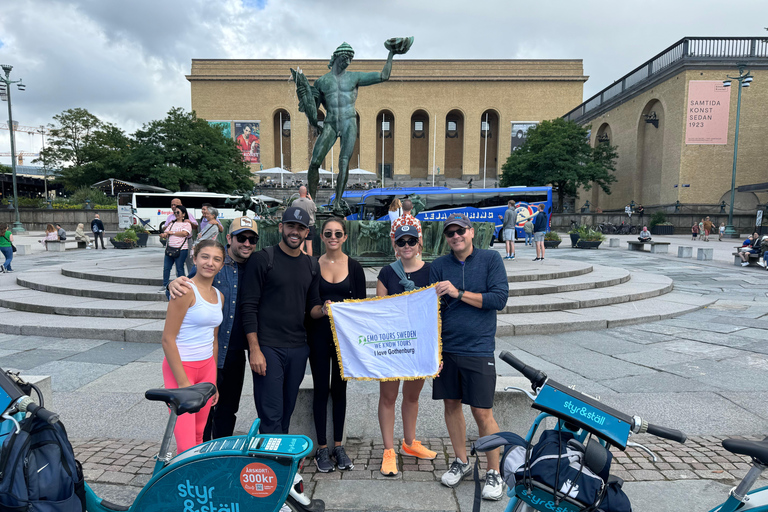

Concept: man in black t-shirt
[[240, 207, 325, 434]]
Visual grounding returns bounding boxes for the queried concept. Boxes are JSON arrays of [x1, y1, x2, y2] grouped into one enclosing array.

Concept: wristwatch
[[457, 289, 465, 301]]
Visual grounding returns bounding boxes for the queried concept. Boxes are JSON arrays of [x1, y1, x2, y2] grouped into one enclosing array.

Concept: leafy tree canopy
[[500, 118, 618, 209], [37, 107, 252, 194]]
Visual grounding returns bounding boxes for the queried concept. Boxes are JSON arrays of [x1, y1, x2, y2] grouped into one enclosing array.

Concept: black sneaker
[[315, 447, 335, 473], [332, 445, 354, 470]]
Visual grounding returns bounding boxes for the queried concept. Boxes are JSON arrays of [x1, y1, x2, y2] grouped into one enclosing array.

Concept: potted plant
[[568, 226, 581, 248], [111, 229, 138, 249], [544, 231, 561, 249], [575, 226, 605, 249], [129, 224, 150, 247], [650, 212, 674, 235]]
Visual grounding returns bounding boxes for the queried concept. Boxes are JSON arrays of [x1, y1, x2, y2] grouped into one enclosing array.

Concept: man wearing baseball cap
[[167, 216, 260, 440], [429, 213, 509, 499], [240, 206, 325, 434]]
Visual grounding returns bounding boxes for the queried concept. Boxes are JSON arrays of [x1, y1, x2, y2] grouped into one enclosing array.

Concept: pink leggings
[[162, 357, 217, 453]]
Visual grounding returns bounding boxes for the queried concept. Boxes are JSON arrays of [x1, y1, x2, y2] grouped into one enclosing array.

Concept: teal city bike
[[475, 351, 768, 512], [0, 368, 324, 512]]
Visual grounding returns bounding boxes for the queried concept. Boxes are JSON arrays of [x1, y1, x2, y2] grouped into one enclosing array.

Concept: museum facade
[[186, 58, 586, 184], [568, 37, 768, 212]]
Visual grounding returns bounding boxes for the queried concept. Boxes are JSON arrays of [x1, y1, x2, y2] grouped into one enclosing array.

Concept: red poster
[[685, 81, 731, 145]]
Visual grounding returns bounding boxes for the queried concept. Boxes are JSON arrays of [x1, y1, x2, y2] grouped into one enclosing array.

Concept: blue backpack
[[0, 413, 85, 512]]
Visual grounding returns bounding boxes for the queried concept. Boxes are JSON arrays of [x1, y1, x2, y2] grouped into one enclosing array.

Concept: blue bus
[[329, 186, 552, 241]]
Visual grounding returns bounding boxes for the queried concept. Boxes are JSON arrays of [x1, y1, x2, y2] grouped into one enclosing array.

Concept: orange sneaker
[[401, 439, 437, 460], [381, 448, 398, 476]]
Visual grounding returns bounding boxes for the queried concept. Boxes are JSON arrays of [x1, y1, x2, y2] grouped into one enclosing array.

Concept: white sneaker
[[741, 262, 750, 267], [758, 260, 767, 268], [441, 457, 472, 487], [482, 469, 505, 501]]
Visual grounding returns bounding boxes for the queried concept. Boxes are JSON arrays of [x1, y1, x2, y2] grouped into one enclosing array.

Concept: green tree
[[129, 107, 251, 193], [500, 118, 618, 209]]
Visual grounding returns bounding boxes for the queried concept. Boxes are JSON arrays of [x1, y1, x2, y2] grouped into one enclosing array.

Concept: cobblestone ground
[[73, 433, 764, 489]]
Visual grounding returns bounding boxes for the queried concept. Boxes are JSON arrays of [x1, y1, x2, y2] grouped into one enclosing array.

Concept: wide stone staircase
[[0, 253, 713, 342]]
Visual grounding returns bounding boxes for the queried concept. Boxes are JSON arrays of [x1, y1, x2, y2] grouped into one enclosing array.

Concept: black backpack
[[0, 413, 85, 512]]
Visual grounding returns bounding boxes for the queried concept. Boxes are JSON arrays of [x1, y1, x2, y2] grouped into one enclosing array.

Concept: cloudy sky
[[0, 0, 765, 165]]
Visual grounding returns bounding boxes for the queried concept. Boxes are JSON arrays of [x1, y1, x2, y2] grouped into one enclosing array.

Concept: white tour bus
[[117, 192, 281, 231]]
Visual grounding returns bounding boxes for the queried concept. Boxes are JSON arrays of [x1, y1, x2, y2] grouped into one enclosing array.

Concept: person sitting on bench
[[738, 233, 760, 267], [638, 226, 652, 242]]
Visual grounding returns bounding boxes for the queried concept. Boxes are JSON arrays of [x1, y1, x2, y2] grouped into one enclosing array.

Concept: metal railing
[[564, 37, 768, 123]]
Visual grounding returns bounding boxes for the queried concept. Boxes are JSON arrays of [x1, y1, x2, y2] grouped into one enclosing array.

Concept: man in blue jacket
[[532, 203, 548, 261], [168, 216, 258, 440], [430, 213, 509, 500]]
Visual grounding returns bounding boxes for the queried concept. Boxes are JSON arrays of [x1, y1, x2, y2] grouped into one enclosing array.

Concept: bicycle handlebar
[[499, 351, 547, 391], [24, 402, 60, 425], [646, 423, 687, 444], [498, 350, 686, 444]]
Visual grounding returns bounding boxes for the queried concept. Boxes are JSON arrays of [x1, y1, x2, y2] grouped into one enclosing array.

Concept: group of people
[[498, 201, 549, 261], [35, 215, 107, 250], [691, 217, 724, 242], [162, 204, 510, 501], [738, 232, 768, 268]]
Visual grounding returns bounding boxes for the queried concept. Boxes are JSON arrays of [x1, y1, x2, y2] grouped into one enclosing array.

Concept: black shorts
[[306, 225, 316, 241], [432, 353, 496, 409]]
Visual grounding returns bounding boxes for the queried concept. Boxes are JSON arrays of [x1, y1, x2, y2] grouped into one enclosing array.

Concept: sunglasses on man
[[444, 227, 467, 238], [395, 237, 419, 247], [323, 230, 345, 239], [235, 233, 258, 245]]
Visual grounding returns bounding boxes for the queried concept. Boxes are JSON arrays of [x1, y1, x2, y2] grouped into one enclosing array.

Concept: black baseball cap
[[282, 206, 310, 228], [443, 213, 472, 232]]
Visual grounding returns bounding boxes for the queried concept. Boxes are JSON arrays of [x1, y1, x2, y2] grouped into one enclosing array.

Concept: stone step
[[16, 271, 167, 302], [0, 309, 164, 342], [496, 292, 714, 336], [0, 288, 168, 319], [506, 265, 630, 297], [503, 272, 673, 313]]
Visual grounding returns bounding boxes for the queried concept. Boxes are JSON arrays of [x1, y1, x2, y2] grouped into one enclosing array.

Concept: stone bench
[[677, 246, 693, 258], [14, 244, 32, 256], [733, 251, 761, 266], [608, 238, 620, 247], [627, 241, 670, 254], [45, 240, 67, 252], [697, 248, 714, 261]]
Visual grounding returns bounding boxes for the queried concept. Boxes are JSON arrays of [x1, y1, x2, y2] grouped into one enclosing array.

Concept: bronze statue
[[291, 37, 413, 215]]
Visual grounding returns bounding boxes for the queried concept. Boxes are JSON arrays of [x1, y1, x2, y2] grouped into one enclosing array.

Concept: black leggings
[[309, 340, 347, 446]]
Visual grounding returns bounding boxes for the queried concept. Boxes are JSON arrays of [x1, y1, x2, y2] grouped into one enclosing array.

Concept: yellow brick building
[[187, 58, 586, 184], [567, 37, 768, 212]]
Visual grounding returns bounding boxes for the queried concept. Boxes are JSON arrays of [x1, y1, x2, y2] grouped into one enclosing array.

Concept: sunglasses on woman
[[235, 233, 258, 245], [444, 227, 467, 238], [395, 238, 419, 247], [323, 231, 345, 239]]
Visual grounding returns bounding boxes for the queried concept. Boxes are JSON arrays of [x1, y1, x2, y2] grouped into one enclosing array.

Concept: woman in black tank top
[[307, 218, 366, 473]]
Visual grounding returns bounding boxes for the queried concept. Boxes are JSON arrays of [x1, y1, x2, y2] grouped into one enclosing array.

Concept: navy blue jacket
[[429, 247, 509, 357], [532, 210, 548, 233]]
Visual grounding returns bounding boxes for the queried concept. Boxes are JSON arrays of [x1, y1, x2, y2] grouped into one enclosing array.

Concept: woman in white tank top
[[161, 239, 226, 453]]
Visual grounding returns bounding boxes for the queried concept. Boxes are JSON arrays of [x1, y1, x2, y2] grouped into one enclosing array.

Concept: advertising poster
[[208, 120, 232, 139], [510, 122, 537, 152], [235, 121, 261, 163], [685, 81, 731, 145]]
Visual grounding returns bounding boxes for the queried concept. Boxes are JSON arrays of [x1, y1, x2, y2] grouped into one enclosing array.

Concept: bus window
[[425, 194, 454, 211], [363, 195, 393, 220]]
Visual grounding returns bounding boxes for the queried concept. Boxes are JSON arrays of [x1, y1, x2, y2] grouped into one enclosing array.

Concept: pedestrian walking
[[169, 217, 259, 441], [691, 223, 699, 241], [429, 213, 509, 500], [240, 207, 325, 435], [532, 204, 548, 261], [699, 219, 705, 242], [308, 217, 366, 473], [292, 186, 318, 256], [703, 217, 713, 242], [719, 222, 725, 241], [523, 219, 533, 246], [0, 223, 13, 273], [387, 198, 402, 222], [195, 207, 221, 246], [91, 214, 105, 249], [376, 224, 435, 477], [161, 239, 225, 453], [160, 205, 192, 293], [498, 200, 516, 260]]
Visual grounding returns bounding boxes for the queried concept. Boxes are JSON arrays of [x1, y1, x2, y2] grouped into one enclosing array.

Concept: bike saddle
[[722, 437, 768, 466], [145, 383, 216, 415]]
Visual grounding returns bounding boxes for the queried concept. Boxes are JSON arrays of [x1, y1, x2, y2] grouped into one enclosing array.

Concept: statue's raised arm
[[357, 37, 414, 87]]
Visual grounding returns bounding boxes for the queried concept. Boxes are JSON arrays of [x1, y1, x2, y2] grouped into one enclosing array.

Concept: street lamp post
[[37, 125, 51, 206], [0, 64, 26, 233], [722, 65, 753, 238]]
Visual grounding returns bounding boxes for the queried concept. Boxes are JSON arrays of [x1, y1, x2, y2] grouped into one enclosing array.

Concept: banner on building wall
[[685, 81, 731, 145], [208, 120, 232, 139], [234, 121, 261, 163], [328, 286, 441, 381], [510, 122, 537, 152]]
